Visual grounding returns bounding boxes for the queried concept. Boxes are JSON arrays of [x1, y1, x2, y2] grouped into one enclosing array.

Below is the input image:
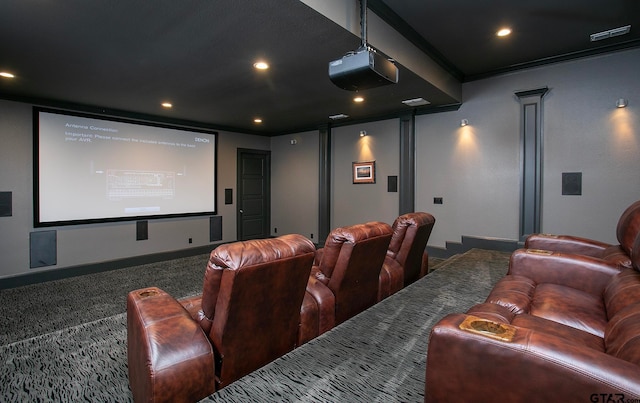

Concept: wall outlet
[[274, 227, 278, 234], [434, 197, 443, 204], [310, 233, 314, 239], [188, 238, 193, 244]]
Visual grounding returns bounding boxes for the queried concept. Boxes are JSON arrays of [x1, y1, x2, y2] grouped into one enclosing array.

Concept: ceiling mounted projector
[[329, 49, 398, 91], [328, 0, 398, 91]]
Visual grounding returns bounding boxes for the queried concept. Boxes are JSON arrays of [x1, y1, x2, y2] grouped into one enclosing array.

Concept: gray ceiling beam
[[301, 0, 462, 103]]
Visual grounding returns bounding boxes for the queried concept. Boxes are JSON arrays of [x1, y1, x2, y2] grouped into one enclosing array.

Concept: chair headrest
[[393, 212, 435, 231], [326, 221, 393, 246], [388, 212, 436, 254], [209, 234, 315, 270]]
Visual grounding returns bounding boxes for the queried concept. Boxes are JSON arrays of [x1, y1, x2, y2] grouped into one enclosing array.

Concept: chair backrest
[[200, 234, 315, 389], [387, 212, 436, 285], [616, 200, 640, 255], [317, 221, 393, 324]]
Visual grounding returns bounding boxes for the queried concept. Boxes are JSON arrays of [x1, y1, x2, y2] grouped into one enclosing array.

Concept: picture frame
[[352, 161, 376, 184]]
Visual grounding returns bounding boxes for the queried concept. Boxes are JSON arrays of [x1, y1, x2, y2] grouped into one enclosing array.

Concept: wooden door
[[237, 149, 270, 240]]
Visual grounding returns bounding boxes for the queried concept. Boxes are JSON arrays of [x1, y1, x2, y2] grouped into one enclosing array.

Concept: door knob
[[239, 209, 244, 214]]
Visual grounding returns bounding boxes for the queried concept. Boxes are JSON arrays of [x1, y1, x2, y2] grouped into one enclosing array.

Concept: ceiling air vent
[[402, 98, 430, 107], [590, 25, 631, 42]]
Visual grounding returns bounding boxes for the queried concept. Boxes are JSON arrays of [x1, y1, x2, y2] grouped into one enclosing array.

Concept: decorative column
[[318, 125, 331, 244], [399, 113, 415, 215], [515, 87, 548, 241]]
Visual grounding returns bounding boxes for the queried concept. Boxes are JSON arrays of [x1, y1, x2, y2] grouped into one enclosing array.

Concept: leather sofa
[[425, 247, 640, 402], [298, 221, 393, 345], [378, 212, 435, 300], [127, 234, 315, 402], [525, 199, 640, 269]]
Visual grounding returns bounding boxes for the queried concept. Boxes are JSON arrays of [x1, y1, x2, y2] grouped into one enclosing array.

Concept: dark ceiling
[[1, 0, 639, 135]]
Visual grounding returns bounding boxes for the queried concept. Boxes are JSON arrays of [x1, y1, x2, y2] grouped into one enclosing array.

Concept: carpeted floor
[[0, 254, 209, 346], [0, 248, 510, 402]]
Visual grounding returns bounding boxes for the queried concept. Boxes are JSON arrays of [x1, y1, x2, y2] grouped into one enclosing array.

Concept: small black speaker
[[562, 172, 582, 196], [30, 230, 57, 268], [210, 216, 222, 242], [136, 221, 148, 241], [0, 192, 11, 217], [387, 176, 398, 192]]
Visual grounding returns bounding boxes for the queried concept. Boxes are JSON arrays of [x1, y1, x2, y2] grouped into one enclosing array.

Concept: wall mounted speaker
[[210, 216, 222, 242], [387, 176, 398, 192], [136, 221, 148, 240], [562, 172, 582, 195], [30, 230, 57, 268], [0, 192, 11, 217]]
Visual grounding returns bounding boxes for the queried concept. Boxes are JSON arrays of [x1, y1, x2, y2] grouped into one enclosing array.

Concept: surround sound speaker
[[30, 230, 57, 268], [210, 216, 222, 242]]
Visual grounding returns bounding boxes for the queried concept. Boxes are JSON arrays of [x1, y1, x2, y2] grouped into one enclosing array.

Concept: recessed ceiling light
[[254, 118, 263, 123], [0, 72, 15, 78], [253, 61, 269, 70], [497, 28, 512, 37], [161, 102, 173, 108], [354, 96, 364, 103]]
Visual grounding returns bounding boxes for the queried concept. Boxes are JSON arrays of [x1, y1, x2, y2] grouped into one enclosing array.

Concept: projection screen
[[34, 107, 217, 226]]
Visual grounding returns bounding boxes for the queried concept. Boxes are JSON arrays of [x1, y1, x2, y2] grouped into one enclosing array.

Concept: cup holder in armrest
[[526, 249, 553, 255], [459, 315, 516, 342], [138, 289, 159, 298]]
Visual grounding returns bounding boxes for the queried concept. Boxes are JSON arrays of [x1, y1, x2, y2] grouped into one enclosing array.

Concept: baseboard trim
[[427, 235, 521, 259], [0, 243, 225, 290]]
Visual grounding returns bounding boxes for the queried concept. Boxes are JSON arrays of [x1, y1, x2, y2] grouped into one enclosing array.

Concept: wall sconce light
[[359, 130, 367, 137], [290, 139, 297, 145], [616, 98, 628, 108], [460, 119, 469, 127]]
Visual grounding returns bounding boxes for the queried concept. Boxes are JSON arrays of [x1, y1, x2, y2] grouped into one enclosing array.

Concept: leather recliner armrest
[[378, 257, 404, 301], [127, 287, 215, 402], [305, 276, 335, 334], [419, 251, 429, 278], [426, 313, 640, 402]]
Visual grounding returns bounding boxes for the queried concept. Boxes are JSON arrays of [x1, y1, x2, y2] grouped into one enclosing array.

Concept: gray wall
[[331, 119, 400, 228], [417, 48, 640, 247], [269, 119, 401, 240], [270, 130, 319, 240], [0, 99, 270, 280]]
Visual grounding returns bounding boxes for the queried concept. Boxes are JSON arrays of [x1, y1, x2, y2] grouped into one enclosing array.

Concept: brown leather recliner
[[425, 246, 640, 402], [127, 234, 315, 402], [298, 221, 393, 345], [378, 212, 436, 301], [525, 199, 640, 269]]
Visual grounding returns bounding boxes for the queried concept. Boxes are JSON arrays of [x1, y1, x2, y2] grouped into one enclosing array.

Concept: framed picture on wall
[[352, 161, 376, 184]]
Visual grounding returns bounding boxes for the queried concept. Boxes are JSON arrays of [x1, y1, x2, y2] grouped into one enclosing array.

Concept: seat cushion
[[530, 283, 607, 337], [512, 313, 604, 351], [485, 275, 608, 338]]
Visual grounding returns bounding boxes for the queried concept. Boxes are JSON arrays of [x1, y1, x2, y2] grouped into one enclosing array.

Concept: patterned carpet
[[0, 253, 209, 346], [0, 248, 510, 402]]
